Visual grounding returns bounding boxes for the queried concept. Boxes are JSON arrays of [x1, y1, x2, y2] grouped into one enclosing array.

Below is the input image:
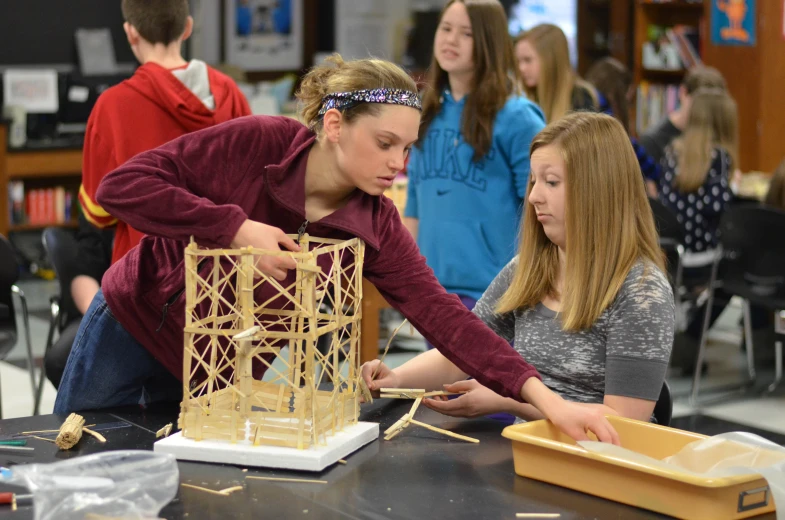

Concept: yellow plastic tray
[[502, 416, 778, 520]]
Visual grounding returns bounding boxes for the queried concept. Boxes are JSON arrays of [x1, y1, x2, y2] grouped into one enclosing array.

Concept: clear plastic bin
[[502, 416, 777, 520]]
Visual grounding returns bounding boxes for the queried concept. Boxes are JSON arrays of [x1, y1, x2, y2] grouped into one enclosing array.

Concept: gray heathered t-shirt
[[473, 259, 674, 405]]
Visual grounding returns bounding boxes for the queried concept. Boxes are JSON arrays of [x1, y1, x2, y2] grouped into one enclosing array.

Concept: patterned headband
[[317, 88, 422, 119]]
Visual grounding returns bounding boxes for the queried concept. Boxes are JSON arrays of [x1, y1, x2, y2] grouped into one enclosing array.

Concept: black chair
[[35, 218, 114, 414], [653, 380, 672, 427], [648, 198, 687, 327], [0, 234, 38, 418], [34, 227, 81, 414], [691, 206, 785, 404]]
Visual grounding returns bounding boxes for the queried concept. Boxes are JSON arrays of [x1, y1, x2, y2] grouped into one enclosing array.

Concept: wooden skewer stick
[[379, 388, 426, 394], [515, 514, 561, 519], [408, 419, 479, 444], [384, 413, 411, 436], [370, 319, 410, 381], [156, 423, 173, 438], [218, 485, 244, 495], [21, 424, 96, 435], [232, 325, 260, 340], [336, 459, 347, 465], [358, 377, 374, 404], [82, 428, 107, 443], [181, 483, 235, 496], [408, 397, 424, 417], [246, 476, 328, 485], [422, 390, 460, 398], [30, 435, 56, 443], [56, 413, 85, 450]]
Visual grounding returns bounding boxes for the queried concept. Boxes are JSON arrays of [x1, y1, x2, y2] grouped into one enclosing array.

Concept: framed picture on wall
[[224, 0, 303, 70]]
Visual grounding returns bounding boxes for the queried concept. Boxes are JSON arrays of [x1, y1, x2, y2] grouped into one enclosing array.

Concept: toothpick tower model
[[154, 235, 379, 471]]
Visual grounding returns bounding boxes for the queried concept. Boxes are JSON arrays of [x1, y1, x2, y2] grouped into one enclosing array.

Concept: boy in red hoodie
[[53, 0, 251, 392], [78, 0, 251, 266]]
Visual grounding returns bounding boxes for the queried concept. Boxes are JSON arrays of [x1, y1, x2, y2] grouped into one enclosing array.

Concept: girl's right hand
[[230, 219, 300, 280], [522, 377, 620, 445], [547, 400, 621, 446], [360, 360, 400, 397]]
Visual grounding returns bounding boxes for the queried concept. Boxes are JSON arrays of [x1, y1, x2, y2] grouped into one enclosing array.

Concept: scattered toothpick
[[156, 423, 173, 438], [246, 476, 327, 485], [181, 483, 243, 496], [30, 435, 57, 443], [370, 319, 409, 381], [336, 459, 347, 465], [380, 390, 479, 443], [21, 424, 95, 435], [515, 514, 561, 519], [408, 419, 479, 444], [357, 319, 410, 403], [82, 428, 107, 443]]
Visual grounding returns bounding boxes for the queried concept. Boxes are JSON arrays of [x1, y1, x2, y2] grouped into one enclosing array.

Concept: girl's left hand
[[422, 379, 507, 418]]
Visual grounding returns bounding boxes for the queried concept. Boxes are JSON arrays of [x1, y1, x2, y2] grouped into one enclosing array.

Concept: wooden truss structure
[[178, 235, 365, 450]]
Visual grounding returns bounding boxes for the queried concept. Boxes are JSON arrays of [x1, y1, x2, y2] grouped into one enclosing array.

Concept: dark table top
[[0, 402, 776, 520]]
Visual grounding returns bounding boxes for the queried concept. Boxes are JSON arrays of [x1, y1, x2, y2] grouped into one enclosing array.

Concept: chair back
[[653, 380, 673, 427], [0, 235, 19, 358], [717, 206, 785, 307]]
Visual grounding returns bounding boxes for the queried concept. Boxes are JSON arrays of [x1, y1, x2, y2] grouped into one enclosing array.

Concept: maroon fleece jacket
[[95, 115, 541, 400]]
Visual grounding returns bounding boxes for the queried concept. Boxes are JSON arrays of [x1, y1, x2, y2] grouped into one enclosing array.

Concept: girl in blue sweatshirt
[[404, 0, 545, 330]]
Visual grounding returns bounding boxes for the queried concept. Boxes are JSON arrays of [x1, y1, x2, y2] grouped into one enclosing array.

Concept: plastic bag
[[580, 432, 785, 520], [5, 450, 179, 520]]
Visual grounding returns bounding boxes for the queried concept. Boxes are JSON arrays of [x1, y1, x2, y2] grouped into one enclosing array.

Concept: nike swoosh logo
[[437, 190, 450, 196]]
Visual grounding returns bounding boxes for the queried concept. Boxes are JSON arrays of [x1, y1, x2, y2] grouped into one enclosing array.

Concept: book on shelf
[[643, 24, 701, 71], [636, 82, 681, 135], [8, 182, 75, 227]]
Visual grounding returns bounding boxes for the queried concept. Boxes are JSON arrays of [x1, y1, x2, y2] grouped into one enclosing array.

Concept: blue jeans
[[54, 290, 182, 414]]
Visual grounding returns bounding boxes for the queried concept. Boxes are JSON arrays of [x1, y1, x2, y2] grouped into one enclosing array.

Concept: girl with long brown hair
[[585, 56, 660, 196], [514, 24, 598, 122], [404, 0, 545, 329], [366, 112, 674, 424], [657, 88, 738, 268]]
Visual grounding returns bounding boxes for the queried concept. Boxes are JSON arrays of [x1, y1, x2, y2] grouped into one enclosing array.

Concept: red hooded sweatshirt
[[79, 60, 252, 265], [95, 116, 541, 401]]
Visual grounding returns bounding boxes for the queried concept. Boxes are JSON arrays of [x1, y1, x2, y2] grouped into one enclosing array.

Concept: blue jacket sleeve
[[495, 99, 546, 199], [403, 149, 420, 219]]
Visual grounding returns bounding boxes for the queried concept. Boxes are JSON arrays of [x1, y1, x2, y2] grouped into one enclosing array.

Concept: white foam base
[[153, 422, 379, 472]]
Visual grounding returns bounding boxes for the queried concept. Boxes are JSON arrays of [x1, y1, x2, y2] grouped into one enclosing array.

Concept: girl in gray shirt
[[363, 112, 674, 425]]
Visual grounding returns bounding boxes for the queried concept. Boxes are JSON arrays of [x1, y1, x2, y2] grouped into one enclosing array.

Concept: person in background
[[514, 24, 598, 122], [585, 57, 660, 197], [79, 0, 251, 266], [366, 112, 674, 425], [404, 0, 545, 341], [764, 158, 785, 211], [658, 88, 739, 374], [43, 214, 114, 389], [640, 66, 727, 166]]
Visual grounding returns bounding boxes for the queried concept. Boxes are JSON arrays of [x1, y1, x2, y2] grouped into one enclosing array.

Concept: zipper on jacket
[[156, 259, 208, 332], [297, 220, 309, 242]]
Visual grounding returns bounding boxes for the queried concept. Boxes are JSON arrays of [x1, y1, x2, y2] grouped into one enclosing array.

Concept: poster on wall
[[224, 0, 303, 70], [711, 0, 756, 46]]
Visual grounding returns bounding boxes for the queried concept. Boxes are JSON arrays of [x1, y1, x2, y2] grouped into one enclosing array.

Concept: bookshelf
[[0, 124, 82, 236], [577, 0, 634, 76], [632, 0, 706, 135]]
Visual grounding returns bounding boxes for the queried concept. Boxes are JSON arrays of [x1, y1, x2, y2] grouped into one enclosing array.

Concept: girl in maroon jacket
[[54, 54, 618, 444]]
